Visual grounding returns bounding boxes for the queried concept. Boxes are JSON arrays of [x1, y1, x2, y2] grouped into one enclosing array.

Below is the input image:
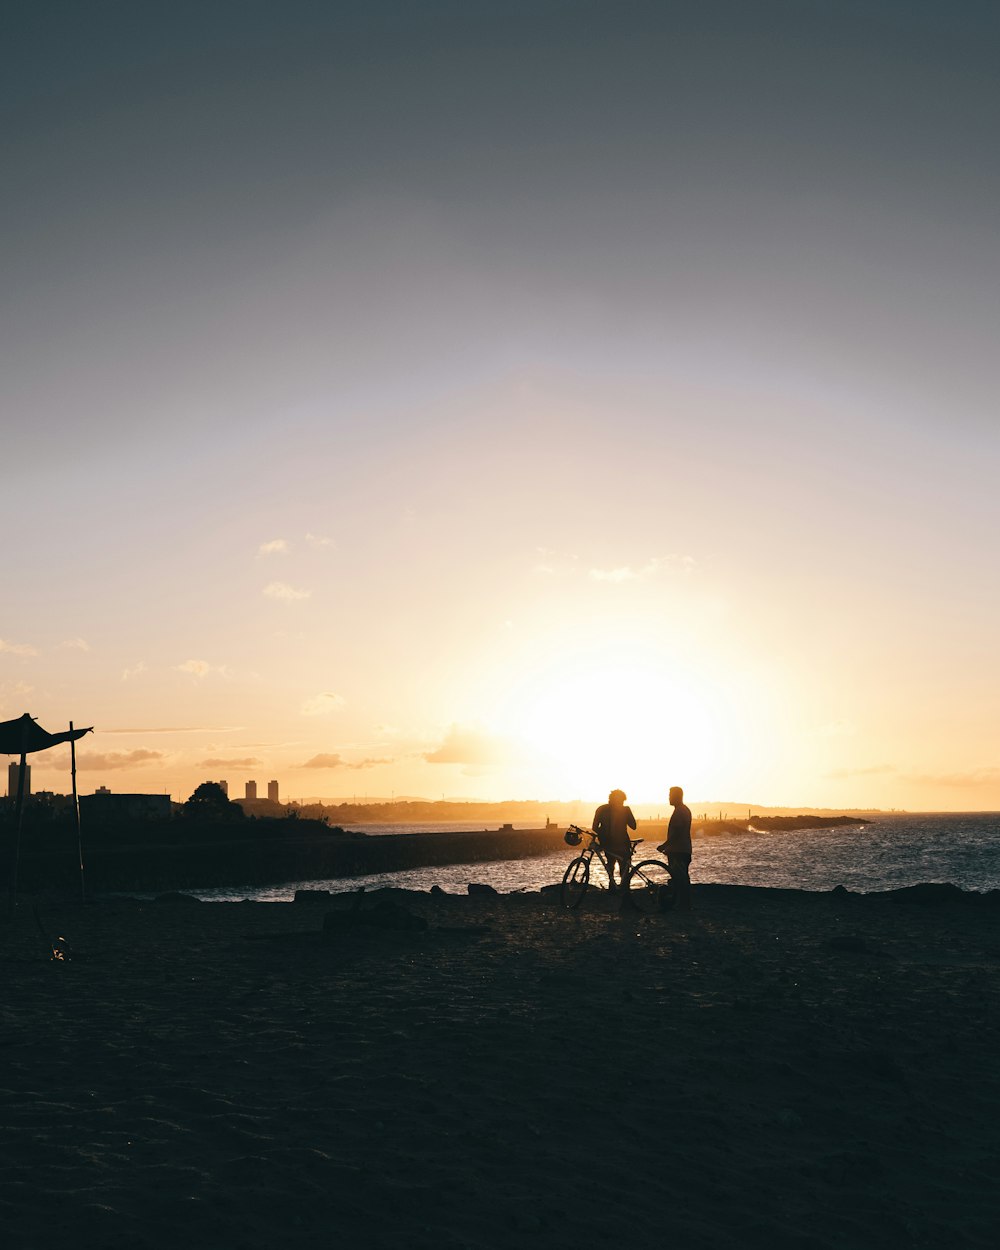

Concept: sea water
[[194, 811, 1000, 902]]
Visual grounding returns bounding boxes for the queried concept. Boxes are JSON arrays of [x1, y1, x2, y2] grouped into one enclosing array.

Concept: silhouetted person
[[592, 788, 636, 894], [658, 785, 692, 911]]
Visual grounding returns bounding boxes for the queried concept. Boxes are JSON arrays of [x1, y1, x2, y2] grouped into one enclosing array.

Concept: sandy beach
[[3, 884, 999, 1249]]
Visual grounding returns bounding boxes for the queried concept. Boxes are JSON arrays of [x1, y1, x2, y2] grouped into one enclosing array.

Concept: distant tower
[[246, 780, 257, 801], [7, 761, 30, 800], [218, 780, 228, 797], [267, 780, 279, 803]]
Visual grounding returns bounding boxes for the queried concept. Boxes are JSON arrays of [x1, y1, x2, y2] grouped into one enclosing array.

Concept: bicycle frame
[[564, 826, 643, 889]]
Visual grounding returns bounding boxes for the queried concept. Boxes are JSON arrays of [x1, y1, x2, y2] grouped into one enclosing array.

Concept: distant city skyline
[[3, 3, 999, 811]]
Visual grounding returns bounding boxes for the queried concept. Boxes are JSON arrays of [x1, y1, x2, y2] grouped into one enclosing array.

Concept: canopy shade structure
[[0, 713, 93, 755]]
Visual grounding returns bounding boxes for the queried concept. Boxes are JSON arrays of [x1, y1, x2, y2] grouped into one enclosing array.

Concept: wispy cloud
[[77, 749, 165, 771], [103, 725, 243, 735], [0, 638, 39, 657], [906, 766, 1000, 789], [59, 637, 90, 651], [589, 555, 696, 583], [0, 680, 34, 701], [174, 659, 229, 678], [258, 538, 289, 556], [301, 753, 391, 770], [532, 547, 579, 576], [201, 756, 261, 769], [121, 660, 147, 682], [826, 764, 896, 780], [263, 581, 311, 601], [301, 692, 346, 716], [305, 532, 335, 549]]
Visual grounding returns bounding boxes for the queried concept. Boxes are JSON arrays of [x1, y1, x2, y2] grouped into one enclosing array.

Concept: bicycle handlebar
[[567, 824, 643, 848]]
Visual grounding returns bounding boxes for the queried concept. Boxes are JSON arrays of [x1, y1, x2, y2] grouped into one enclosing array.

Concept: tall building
[[267, 780, 279, 803], [245, 780, 257, 800], [218, 779, 229, 797], [7, 761, 30, 800]]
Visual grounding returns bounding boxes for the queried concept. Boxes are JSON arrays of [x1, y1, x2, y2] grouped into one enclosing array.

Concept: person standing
[[658, 785, 692, 911], [592, 788, 636, 894]]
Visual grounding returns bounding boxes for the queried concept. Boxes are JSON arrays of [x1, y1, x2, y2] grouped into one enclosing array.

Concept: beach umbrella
[[1, 714, 93, 913]]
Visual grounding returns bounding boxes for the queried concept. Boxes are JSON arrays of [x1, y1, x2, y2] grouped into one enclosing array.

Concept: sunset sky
[[3, 2, 998, 810]]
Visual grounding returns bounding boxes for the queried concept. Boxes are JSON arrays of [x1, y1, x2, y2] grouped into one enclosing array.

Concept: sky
[[2, 1, 999, 809]]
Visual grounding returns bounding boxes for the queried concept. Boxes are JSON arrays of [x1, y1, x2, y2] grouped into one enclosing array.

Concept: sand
[[2, 884, 999, 1249]]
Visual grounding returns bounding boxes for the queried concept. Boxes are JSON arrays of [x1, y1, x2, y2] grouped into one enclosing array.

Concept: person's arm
[[626, 806, 636, 830], [592, 807, 603, 833]]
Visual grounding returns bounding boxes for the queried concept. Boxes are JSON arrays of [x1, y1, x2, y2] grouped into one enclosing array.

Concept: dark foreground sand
[[2, 884, 999, 1249]]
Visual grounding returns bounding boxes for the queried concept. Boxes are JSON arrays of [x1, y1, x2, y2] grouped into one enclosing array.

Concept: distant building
[[267, 780, 279, 803], [80, 790, 171, 821], [245, 780, 257, 801], [218, 779, 229, 798], [7, 761, 30, 800]]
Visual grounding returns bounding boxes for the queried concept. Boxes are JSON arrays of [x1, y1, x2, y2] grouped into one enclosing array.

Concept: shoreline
[[9, 814, 873, 896]]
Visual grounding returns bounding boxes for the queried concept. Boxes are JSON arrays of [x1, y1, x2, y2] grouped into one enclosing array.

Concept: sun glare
[[493, 646, 722, 802]]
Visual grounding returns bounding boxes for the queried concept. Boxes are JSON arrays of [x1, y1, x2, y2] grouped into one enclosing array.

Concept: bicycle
[[560, 825, 673, 912]]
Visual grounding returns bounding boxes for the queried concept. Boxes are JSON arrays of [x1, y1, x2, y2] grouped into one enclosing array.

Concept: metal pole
[[70, 722, 85, 903], [9, 746, 27, 919]]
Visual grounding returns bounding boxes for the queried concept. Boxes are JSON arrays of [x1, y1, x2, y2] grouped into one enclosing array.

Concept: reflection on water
[[194, 813, 1000, 902]]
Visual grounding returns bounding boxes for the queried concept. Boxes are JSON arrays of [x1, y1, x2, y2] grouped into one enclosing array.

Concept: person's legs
[[614, 849, 637, 908], [668, 854, 692, 911]]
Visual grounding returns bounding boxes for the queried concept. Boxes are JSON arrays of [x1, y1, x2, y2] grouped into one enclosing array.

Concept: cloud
[[0, 638, 39, 657], [201, 757, 261, 769], [263, 581, 311, 601], [301, 753, 345, 769], [121, 660, 147, 681], [59, 637, 90, 651], [76, 749, 165, 771], [1, 680, 34, 701], [258, 538, 289, 556], [589, 555, 696, 583], [533, 547, 579, 576], [174, 659, 229, 678], [423, 724, 523, 768], [300, 754, 392, 770], [906, 767, 1000, 789], [826, 764, 896, 780], [301, 692, 346, 716], [305, 532, 335, 548], [103, 725, 244, 734]]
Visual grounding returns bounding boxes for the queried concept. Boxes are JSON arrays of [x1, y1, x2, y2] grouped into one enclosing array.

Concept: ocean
[[195, 811, 1000, 902]]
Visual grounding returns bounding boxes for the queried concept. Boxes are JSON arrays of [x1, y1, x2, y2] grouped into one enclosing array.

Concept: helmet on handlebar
[[564, 829, 582, 847]]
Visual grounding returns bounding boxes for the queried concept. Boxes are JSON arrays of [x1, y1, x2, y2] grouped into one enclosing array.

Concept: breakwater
[[12, 824, 569, 893]]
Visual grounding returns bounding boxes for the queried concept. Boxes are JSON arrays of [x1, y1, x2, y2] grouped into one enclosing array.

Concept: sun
[[490, 645, 721, 802]]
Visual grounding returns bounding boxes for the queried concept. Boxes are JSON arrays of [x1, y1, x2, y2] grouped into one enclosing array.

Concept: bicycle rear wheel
[[561, 856, 590, 910], [628, 859, 672, 913]]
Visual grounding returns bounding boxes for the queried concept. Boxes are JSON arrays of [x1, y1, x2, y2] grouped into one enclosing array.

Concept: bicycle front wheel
[[561, 856, 590, 910], [628, 859, 672, 913]]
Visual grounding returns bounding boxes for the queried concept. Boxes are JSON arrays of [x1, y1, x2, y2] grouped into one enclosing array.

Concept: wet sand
[[2, 884, 999, 1248]]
